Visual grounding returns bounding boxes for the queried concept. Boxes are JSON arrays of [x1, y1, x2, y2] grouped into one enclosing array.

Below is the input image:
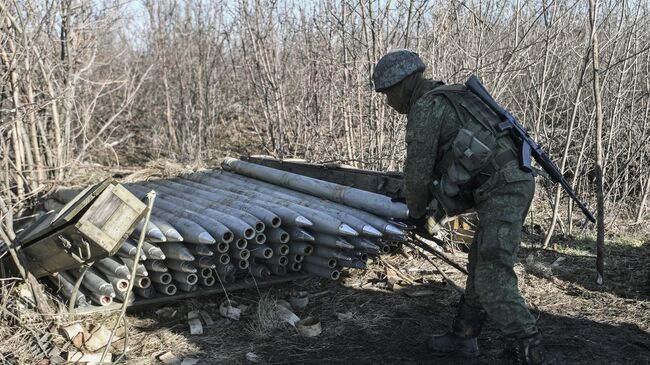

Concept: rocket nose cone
[[336, 238, 355, 250], [181, 253, 196, 262], [198, 232, 216, 244], [148, 229, 167, 242], [359, 238, 381, 253], [165, 230, 184, 242], [338, 224, 358, 236], [295, 216, 313, 227], [362, 225, 383, 238], [300, 230, 315, 241], [385, 224, 406, 237], [148, 246, 167, 260]]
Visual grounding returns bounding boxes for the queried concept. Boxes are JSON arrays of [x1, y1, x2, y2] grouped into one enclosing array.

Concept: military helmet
[[372, 49, 426, 92]]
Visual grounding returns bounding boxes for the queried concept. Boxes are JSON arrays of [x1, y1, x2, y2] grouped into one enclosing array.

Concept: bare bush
[[1, 0, 649, 234]]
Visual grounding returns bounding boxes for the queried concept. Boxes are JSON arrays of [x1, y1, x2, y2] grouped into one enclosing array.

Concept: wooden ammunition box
[[15, 180, 146, 278]]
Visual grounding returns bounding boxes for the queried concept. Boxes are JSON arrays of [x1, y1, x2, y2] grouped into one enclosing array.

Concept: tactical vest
[[425, 84, 519, 214]]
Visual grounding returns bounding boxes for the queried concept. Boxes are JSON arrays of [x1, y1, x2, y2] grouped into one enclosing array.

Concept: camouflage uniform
[[373, 50, 544, 363], [405, 79, 538, 339]]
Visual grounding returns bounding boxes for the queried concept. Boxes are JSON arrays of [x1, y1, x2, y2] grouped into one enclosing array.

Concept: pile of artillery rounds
[[46, 158, 408, 308]]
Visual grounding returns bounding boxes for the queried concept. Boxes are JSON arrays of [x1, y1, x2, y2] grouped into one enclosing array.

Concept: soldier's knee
[[477, 220, 520, 267]]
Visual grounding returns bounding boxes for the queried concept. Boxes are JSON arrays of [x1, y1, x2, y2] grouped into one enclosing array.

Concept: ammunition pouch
[[439, 128, 495, 196], [423, 85, 521, 216], [452, 128, 494, 173], [472, 149, 519, 188]]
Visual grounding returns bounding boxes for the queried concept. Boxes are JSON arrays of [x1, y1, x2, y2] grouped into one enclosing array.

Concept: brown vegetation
[[1, 1, 650, 234], [1, 2, 649, 363]]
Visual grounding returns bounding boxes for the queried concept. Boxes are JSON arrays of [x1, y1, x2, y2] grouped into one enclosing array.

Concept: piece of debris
[[72, 332, 84, 350], [67, 351, 112, 363], [289, 291, 309, 310], [296, 316, 322, 337], [180, 358, 199, 365], [404, 288, 436, 298], [336, 311, 353, 321], [85, 324, 118, 352], [61, 323, 84, 340], [245, 352, 260, 363], [188, 317, 203, 335], [219, 300, 241, 321], [275, 303, 300, 326], [198, 310, 214, 326], [551, 256, 566, 268], [156, 307, 178, 319], [157, 351, 181, 365], [526, 254, 535, 266]]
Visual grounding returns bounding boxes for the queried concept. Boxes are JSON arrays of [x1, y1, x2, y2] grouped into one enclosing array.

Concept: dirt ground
[[110, 233, 650, 365]]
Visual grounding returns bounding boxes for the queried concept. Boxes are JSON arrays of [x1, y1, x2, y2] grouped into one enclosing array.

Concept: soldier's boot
[[509, 332, 545, 365], [428, 296, 486, 357]]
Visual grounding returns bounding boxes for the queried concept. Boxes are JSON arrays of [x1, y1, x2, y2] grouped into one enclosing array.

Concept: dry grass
[[120, 159, 197, 183], [1, 232, 648, 364], [246, 294, 292, 339]]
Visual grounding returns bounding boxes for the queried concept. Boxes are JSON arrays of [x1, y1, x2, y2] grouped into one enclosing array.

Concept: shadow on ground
[[122, 236, 650, 365]]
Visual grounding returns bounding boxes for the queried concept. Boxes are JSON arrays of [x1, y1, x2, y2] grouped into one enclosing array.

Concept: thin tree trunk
[[589, 0, 605, 285], [543, 39, 591, 247], [37, 58, 64, 180], [24, 54, 47, 183], [636, 174, 650, 223]]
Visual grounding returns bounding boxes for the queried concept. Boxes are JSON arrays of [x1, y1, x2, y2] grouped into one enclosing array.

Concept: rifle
[[465, 74, 596, 223]]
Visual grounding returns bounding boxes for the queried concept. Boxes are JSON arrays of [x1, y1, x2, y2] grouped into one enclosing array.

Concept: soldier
[[372, 49, 545, 365]]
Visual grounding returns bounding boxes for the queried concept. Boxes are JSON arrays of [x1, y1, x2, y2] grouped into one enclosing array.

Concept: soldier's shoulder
[[410, 91, 452, 119]]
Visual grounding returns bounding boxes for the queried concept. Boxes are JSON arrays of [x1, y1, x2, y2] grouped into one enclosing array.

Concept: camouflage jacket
[[405, 79, 461, 217], [404, 79, 527, 218]]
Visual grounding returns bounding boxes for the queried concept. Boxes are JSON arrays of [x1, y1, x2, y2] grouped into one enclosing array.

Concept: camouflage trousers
[[463, 163, 538, 338]]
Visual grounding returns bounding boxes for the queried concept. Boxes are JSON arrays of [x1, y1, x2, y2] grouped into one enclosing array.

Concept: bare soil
[[113, 233, 650, 365]]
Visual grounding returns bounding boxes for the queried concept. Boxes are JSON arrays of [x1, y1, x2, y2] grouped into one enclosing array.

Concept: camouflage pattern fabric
[[404, 79, 464, 218], [463, 160, 538, 338], [402, 78, 538, 339]]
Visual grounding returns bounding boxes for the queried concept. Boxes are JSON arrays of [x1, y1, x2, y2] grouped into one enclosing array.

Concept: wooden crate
[[15, 180, 146, 278]]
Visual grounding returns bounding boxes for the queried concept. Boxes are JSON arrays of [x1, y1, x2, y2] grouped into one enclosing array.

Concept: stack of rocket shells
[[46, 158, 409, 307]]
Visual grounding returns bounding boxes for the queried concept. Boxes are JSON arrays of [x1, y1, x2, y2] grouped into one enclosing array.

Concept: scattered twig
[[0, 226, 52, 313], [100, 190, 156, 363], [407, 234, 469, 275], [377, 258, 416, 285], [420, 252, 465, 295]]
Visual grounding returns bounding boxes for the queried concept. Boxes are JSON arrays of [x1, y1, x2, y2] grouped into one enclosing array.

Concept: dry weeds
[[246, 294, 292, 339], [1, 232, 648, 364]]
